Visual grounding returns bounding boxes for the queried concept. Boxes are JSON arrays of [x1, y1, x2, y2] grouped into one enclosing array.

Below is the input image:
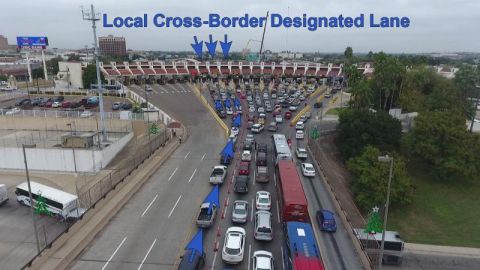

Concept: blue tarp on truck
[[220, 140, 234, 165]]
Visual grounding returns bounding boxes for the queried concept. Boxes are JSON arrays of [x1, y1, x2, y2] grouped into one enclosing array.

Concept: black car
[[53, 96, 64, 102], [15, 98, 30, 107], [234, 175, 249, 193], [121, 103, 132, 110], [178, 249, 205, 270], [314, 102, 323, 108], [244, 141, 253, 151]]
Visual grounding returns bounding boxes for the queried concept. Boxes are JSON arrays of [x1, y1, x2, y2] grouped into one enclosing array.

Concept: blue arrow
[[190, 36, 203, 58], [220, 34, 232, 59], [205, 34, 217, 58]]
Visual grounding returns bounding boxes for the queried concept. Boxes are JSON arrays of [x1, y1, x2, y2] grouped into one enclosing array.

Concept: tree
[[337, 109, 402, 160], [34, 193, 52, 216], [454, 65, 480, 120], [344, 46, 353, 64], [347, 146, 413, 211], [371, 53, 407, 110], [0, 74, 8, 81], [67, 54, 81, 61], [82, 64, 104, 89], [404, 111, 480, 179], [349, 78, 373, 109], [46, 56, 62, 75]]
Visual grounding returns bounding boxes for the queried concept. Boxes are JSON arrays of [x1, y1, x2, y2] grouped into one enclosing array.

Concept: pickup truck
[[209, 165, 227, 184], [196, 202, 217, 228]]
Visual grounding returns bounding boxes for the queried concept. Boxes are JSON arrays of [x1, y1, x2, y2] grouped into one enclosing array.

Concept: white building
[[56, 61, 84, 89]]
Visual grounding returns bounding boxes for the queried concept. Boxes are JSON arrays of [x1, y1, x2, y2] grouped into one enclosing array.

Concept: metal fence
[[21, 128, 170, 269]]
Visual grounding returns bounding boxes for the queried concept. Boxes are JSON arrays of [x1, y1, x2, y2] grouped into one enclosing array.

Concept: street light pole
[[144, 77, 152, 154], [22, 144, 41, 255], [377, 155, 394, 269]]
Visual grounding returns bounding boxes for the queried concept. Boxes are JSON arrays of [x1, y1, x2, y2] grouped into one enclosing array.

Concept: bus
[[272, 134, 292, 164], [15, 181, 85, 220], [277, 159, 309, 222], [283, 221, 325, 270], [354, 228, 404, 265]]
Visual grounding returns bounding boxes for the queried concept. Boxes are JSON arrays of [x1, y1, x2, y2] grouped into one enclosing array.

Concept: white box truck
[[0, 184, 8, 205]]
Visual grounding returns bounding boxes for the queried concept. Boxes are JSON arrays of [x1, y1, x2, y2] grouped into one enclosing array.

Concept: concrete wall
[[0, 132, 133, 173]]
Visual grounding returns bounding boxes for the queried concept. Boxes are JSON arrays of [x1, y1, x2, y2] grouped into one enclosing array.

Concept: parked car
[[5, 107, 21, 115], [122, 103, 132, 110], [44, 100, 54, 108], [267, 122, 277, 132], [316, 209, 337, 232], [53, 96, 64, 102], [61, 101, 72, 108], [252, 251, 274, 270], [255, 191, 271, 211], [222, 227, 246, 264], [15, 99, 30, 107], [112, 102, 123, 110], [80, 110, 93, 118], [301, 163, 316, 177], [31, 97, 43, 106], [232, 200, 248, 223], [51, 101, 62, 108]]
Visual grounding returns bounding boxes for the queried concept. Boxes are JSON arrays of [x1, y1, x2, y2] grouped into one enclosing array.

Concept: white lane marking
[[137, 238, 157, 270], [210, 251, 218, 270], [101, 236, 127, 270], [281, 245, 286, 270], [201, 153, 206, 161], [168, 168, 178, 182], [250, 198, 254, 222], [247, 244, 252, 270], [276, 200, 281, 223], [188, 168, 197, 183], [168, 195, 182, 218], [224, 196, 230, 218], [274, 173, 277, 187], [253, 171, 256, 185], [184, 151, 190, 160], [141, 194, 158, 217]]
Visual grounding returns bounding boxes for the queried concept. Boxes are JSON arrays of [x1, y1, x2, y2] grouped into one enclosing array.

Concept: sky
[[1, 0, 479, 53]]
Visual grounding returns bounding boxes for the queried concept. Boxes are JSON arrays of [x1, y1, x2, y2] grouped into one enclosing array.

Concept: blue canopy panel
[[221, 140, 234, 157], [203, 185, 220, 214], [185, 229, 203, 262], [233, 115, 241, 127], [234, 98, 241, 107], [225, 99, 231, 108], [215, 100, 223, 111]]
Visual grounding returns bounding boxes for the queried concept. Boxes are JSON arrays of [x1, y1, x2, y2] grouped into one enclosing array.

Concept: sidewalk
[[405, 243, 480, 258]]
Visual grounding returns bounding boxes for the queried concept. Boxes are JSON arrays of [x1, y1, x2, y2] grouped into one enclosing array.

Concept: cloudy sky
[[1, 0, 479, 53]]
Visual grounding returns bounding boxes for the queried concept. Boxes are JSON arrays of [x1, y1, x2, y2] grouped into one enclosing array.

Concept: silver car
[[232, 200, 248, 223]]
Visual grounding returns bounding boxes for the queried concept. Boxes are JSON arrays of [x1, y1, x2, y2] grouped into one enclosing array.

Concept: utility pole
[[377, 155, 394, 269], [258, 11, 269, 62], [23, 144, 41, 255], [82, 4, 107, 142]]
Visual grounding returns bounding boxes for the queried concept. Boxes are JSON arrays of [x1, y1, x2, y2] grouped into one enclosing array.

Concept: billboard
[[16, 36, 49, 48]]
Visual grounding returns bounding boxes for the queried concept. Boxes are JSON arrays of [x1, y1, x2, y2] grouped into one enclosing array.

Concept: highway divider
[[190, 83, 229, 137]]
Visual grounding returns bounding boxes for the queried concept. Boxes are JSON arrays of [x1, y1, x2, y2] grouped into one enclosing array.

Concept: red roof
[[188, 68, 198, 76], [317, 68, 328, 76], [130, 69, 143, 75], [177, 68, 188, 74], [263, 68, 272, 74], [252, 68, 262, 74], [273, 67, 283, 75], [142, 68, 155, 75], [294, 68, 305, 76], [165, 68, 177, 75], [221, 68, 230, 75], [154, 68, 166, 74], [306, 68, 316, 75], [104, 68, 119, 76], [231, 68, 241, 75], [284, 68, 294, 75]]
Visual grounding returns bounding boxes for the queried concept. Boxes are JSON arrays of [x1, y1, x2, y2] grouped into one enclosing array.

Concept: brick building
[[99, 35, 126, 57]]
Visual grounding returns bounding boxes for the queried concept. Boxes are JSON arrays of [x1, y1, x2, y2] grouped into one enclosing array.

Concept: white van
[[0, 184, 8, 205]]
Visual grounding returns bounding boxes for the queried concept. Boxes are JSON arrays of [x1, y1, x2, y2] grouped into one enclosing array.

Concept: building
[[0, 35, 17, 51], [99, 35, 127, 57], [56, 61, 84, 89]]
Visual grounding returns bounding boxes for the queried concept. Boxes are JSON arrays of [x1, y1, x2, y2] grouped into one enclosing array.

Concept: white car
[[249, 106, 256, 113], [258, 107, 265, 113], [222, 227, 246, 264], [5, 107, 20, 115], [295, 121, 305, 130], [251, 124, 264, 133], [255, 191, 271, 211], [146, 85, 153, 92], [80, 110, 93, 118], [241, 150, 252, 162], [296, 147, 308, 160], [301, 163, 316, 177], [296, 130, 304, 140], [275, 115, 283, 123], [231, 127, 239, 136], [226, 107, 234, 115], [253, 250, 274, 270], [52, 101, 62, 108], [289, 105, 298, 111]]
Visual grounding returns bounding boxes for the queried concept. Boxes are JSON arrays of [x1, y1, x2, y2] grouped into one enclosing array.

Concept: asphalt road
[[69, 83, 225, 270], [202, 80, 363, 270]]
